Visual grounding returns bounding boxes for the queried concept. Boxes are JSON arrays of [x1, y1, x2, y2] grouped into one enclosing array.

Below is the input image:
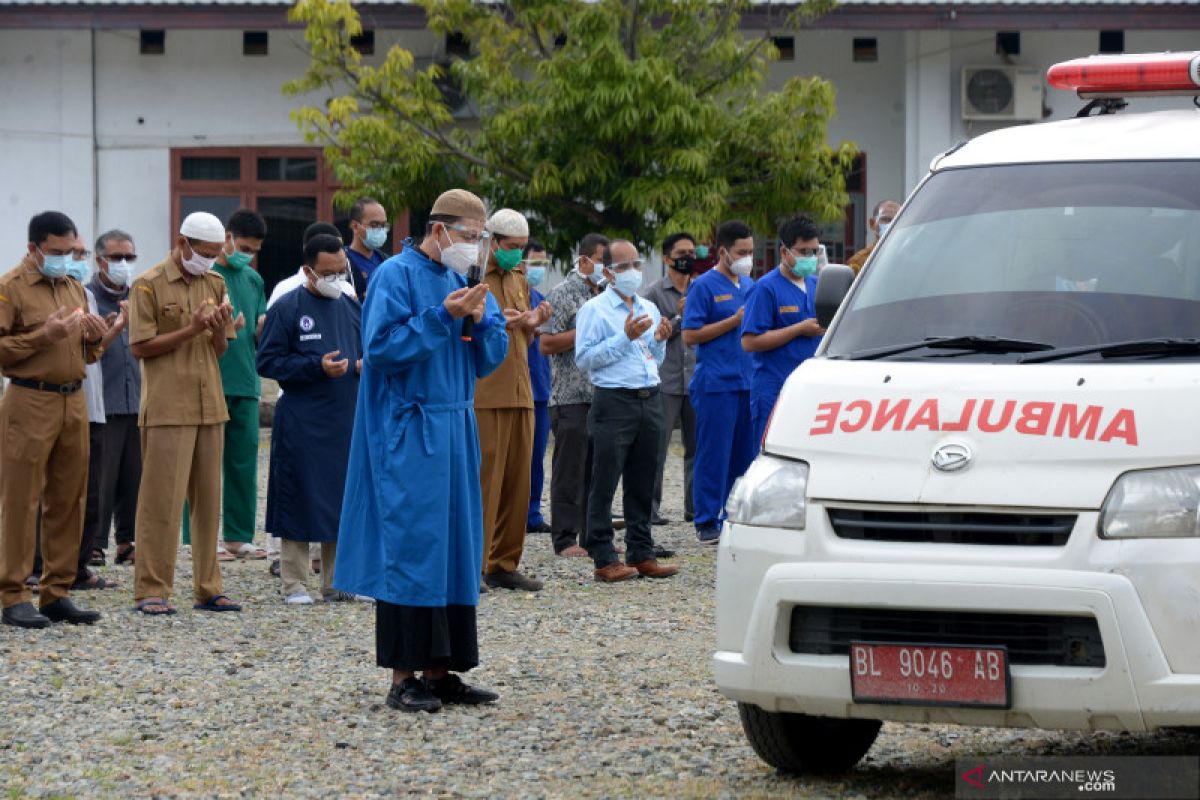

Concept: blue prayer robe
[[333, 245, 508, 607]]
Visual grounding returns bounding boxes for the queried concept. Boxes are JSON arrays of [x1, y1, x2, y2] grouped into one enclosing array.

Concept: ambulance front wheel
[[737, 703, 881, 775]]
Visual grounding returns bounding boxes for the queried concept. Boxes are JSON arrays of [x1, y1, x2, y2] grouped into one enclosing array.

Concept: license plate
[[849, 642, 1011, 708]]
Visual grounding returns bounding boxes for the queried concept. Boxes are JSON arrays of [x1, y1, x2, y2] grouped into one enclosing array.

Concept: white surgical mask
[[612, 268, 643, 296], [105, 259, 133, 287], [310, 270, 344, 299], [181, 244, 217, 276], [438, 229, 479, 275], [730, 255, 753, 276]]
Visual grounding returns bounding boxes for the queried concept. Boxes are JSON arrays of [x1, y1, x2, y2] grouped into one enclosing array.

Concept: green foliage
[[286, 0, 856, 259]]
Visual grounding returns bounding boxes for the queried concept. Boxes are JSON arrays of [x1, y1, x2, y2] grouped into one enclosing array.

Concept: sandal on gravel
[[216, 546, 236, 562], [193, 594, 242, 612], [227, 543, 268, 560], [88, 549, 106, 567], [72, 574, 119, 591], [134, 598, 177, 616], [114, 544, 135, 566]]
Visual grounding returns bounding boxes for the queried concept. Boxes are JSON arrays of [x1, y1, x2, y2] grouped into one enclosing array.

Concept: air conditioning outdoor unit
[[961, 66, 1044, 121]]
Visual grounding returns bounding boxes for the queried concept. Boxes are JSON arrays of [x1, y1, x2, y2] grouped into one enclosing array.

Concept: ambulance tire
[[737, 703, 881, 775]]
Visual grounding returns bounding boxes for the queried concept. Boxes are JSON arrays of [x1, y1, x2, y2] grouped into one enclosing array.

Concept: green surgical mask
[[225, 249, 253, 270], [495, 248, 523, 272]]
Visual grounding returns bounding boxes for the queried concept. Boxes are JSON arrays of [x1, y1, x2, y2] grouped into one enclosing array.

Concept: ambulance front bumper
[[713, 540, 1200, 731]]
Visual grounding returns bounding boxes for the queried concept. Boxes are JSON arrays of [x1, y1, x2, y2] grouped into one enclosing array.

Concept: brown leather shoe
[[594, 563, 639, 583], [629, 559, 678, 579]]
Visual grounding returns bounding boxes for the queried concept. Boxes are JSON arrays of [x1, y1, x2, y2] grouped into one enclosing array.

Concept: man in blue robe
[[257, 234, 363, 605], [333, 189, 509, 713]]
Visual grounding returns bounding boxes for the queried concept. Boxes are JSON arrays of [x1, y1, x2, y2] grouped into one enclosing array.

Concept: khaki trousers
[[280, 539, 335, 598], [0, 386, 87, 608], [477, 407, 534, 575], [133, 424, 224, 603]]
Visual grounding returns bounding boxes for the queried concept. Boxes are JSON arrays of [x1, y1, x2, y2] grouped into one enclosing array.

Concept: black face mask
[[669, 255, 695, 274]]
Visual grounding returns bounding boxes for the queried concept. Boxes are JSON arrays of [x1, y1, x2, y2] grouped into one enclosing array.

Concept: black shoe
[[428, 673, 499, 706], [2, 602, 50, 629], [483, 570, 544, 592], [386, 677, 442, 713], [650, 514, 671, 526], [526, 521, 552, 534], [40, 598, 101, 625], [653, 544, 676, 559], [684, 512, 694, 523]]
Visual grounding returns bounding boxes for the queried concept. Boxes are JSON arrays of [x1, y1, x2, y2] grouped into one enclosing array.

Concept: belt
[[600, 386, 659, 399], [9, 377, 83, 395]]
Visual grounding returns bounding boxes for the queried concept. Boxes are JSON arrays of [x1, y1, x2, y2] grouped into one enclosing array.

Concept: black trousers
[[585, 387, 664, 568], [652, 392, 696, 518], [96, 414, 139, 549], [375, 601, 478, 673], [549, 403, 592, 553]]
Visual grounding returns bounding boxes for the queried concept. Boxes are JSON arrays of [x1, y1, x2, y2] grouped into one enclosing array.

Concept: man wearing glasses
[[89, 230, 141, 568], [741, 215, 826, 447], [345, 197, 391, 297], [575, 240, 678, 583]]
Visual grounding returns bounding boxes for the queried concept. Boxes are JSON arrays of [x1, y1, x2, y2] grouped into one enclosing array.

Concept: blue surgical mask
[[613, 268, 643, 296], [38, 250, 70, 280], [364, 227, 388, 250], [877, 221, 892, 238], [66, 256, 90, 283], [790, 254, 818, 278], [525, 266, 546, 288]]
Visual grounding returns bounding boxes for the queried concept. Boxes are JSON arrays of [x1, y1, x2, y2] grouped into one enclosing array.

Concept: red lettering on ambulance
[[840, 400, 872, 433], [809, 402, 841, 435], [977, 399, 1016, 433], [1015, 401, 1055, 435], [905, 399, 941, 431], [1054, 404, 1103, 440], [1099, 409, 1138, 446], [872, 399, 911, 431], [941, 399, 977, 432]]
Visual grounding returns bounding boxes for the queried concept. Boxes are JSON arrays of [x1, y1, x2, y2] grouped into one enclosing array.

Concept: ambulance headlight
[[725, 455, 809, 530], [1100, 467, 1200, 539]]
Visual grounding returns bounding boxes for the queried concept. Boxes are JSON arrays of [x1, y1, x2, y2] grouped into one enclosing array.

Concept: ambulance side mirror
[[815, 264, 855, 329]]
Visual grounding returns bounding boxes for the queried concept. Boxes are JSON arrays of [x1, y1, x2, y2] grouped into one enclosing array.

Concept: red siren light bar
[[1047, 52, 1200, 97]]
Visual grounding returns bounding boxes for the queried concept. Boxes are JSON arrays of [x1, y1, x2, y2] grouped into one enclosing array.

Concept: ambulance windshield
[[826, 161, 1200, 362]]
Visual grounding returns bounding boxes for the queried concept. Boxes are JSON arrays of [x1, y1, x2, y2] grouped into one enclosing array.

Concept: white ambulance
[[714, 52, 1200, 774]]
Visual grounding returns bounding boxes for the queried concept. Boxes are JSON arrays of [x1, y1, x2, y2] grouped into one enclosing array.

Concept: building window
[[446, 32, 470, 58], [140, 30, 165, 56], [853, 37, 878, 63], [996, 31, 1020, 57], [772, 36, 795, 61], [351, 30, 375, 56], [257, 157, 318, 182], [1099, 30, 1124, 54], [243, 31, 269, 57], [181, 156, 241, 181]]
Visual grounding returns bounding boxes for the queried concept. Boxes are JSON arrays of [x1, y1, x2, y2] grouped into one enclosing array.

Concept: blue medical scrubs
[[682, 267, 756, 530], [333, 245, 508, 606], [741, 268, 821, 444], [527, 287, 551, 528]]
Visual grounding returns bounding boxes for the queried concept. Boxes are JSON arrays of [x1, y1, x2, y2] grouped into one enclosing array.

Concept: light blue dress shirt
[[575, 285, 666, 389]]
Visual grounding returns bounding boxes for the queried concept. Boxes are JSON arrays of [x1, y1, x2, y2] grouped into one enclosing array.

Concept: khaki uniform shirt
[[0, 256, 100, 384], [130, 255, 235, 427], [847, 241, 877, 274], [475, 261, 533, 410]]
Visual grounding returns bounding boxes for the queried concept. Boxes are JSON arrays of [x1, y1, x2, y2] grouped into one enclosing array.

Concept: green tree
[[286, 0, 856, 257]]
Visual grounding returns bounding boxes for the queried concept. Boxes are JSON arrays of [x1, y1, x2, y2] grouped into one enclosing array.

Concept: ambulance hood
[[764, 359, 1200, 510]]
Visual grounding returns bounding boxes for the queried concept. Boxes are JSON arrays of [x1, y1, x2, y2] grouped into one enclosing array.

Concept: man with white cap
[[475, 209, 551, 592], [128, 211, 239, 615]]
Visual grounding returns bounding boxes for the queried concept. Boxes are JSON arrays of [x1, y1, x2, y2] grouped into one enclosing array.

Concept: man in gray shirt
[[642, 232, 698, 525], [539, 233, 608, 556]]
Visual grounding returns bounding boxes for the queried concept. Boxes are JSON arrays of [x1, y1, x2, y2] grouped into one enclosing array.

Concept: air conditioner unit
[[961, 66, 1044, 121]]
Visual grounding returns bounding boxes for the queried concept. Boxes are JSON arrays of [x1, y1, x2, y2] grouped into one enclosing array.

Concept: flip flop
[[216, 546, 236, 562], [114, 544, 135, 566], [227, 543, 268, 560], [193, 594, 242, 612], [134, 597, 177, 616], [72, 574, 119, 591]]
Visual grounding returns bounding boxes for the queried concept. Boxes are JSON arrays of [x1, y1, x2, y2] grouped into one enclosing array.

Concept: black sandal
[[114, 544, 135, 566]]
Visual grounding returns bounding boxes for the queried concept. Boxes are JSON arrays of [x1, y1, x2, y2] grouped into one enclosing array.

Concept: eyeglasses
[[449, 224, 486, 244], [524, 260, 551, 269], [790, 247, 820, 258], [71, 249, 93, 260], [608, 259, 644, 272], [100, 253, 138, 263]]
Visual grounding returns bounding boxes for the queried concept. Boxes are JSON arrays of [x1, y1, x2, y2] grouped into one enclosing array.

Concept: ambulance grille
[[789, 607, 1106, 667], [827, 509, 1076, 547]]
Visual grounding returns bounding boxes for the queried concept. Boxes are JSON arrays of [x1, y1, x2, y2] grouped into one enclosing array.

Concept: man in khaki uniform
[[476, 209, 551, 592], [0, 211, 107, 628], [847, 199, 900, 274], [130, 212, 239, 615]]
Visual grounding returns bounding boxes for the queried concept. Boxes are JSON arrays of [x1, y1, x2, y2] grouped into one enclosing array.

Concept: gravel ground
[[2, 430, 1197, 798]]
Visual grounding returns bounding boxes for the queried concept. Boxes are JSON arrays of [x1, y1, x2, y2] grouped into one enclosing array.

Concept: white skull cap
[[486, 208, 529, 238], [179, 212, 226, 243]]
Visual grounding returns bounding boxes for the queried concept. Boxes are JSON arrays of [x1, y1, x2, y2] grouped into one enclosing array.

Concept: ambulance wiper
[[1019, 337, 1200, 363], [842, 335, 1055, 361]]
